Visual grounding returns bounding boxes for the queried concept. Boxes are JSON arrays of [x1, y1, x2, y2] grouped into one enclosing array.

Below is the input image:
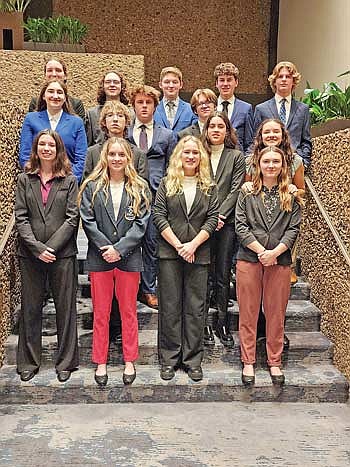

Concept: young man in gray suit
[[253, 61, 312, 168]]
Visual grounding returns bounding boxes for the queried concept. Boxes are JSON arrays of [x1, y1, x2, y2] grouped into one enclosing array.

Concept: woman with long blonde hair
[[79, 137, 151, 387], [153, 135, 219, 382], [235, 146, 303, 387]]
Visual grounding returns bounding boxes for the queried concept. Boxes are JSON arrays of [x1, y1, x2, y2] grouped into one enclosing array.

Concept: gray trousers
[[17, 256, 79, 373], [158, 259, 208, 369]]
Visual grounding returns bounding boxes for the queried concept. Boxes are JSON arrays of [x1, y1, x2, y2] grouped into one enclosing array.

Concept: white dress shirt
[[47, 109, 63, 131], [133, 118, 154, 150], [217, 95, 236, 120], [275, 94, 292, 124]]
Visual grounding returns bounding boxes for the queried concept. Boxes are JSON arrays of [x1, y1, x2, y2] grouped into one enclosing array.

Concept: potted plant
[[302, 71, 350, 137], [0, 0, 32, 49]]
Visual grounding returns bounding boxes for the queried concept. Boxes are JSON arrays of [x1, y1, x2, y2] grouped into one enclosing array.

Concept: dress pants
[[90, 268, 139, 364], [140, 210, 158, 294], [205, 223, 236, 328], [236, 260, 291, 367], [17, 256, 79, 373], [158, 258, 208, 369]]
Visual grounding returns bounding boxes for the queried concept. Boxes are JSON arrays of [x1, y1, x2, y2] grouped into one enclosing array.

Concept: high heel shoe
[[123, 364, 136, 385], [94, 371, 108, 387], [241, 364, 255, 387], [269, 367, 285, 386]]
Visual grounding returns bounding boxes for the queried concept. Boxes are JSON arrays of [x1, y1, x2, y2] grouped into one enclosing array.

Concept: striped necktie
[[279, 98, 287, 124]]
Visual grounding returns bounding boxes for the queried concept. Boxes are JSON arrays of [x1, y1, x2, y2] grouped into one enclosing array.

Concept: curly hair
[[214, 62, 239, 81], [36, 79, 73, 114], [129, 85, 161, 108], [25, 129, 72, 177], [99, 101, 131, 137], [165, 135, 214, 196], [268, 61, 301, 93], [96, 70, 130, 106], [201, 111, 238, 154], [79, 137, 150, 215]]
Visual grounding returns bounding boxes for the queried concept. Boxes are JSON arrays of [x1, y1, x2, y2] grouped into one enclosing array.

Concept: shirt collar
[[164, 97, 179, 107], [275, 93, 291, 105], [218, 95, 235, 105], [135, 118, 153, 130], [47, 109, 63, 122]]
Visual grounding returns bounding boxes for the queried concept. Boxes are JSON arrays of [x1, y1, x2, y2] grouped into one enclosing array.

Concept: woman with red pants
[[79, 137, 151, 386], [235, 146, 303, 387]]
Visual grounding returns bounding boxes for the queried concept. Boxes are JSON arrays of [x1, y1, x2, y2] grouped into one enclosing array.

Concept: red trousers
[[236, 260, 291, 367], [90, 268, 140, 364]]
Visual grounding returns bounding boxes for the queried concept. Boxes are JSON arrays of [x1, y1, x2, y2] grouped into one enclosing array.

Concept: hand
[[258, 250, 278, 267], [242, 181, 253, 193], [216, 214, 226, 231], [178, 241, 197, 263], [38, 249, 56, 263], [100, 245, 121, 263], [288, 183, 298, 195]]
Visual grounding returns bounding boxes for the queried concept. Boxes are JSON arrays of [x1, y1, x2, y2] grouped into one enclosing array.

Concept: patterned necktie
[[139, 124, 148, 151], [222, 101, 230, 115], [167, 101, 176, 127], [279, 98, 287, 124]]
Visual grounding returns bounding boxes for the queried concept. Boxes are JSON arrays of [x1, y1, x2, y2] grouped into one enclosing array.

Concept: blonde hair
[[99, 101, 131, 137], [165, 136, 214, 196], [268, 61, 301, 93], [190, 88, 217, 114], [159, 66, 183, 82], [79, 137, 150, 215], [252, 146, 304, 211]]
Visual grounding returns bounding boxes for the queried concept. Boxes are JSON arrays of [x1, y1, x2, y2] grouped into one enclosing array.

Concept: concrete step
[[0, 363, 348, 404], [4, 330, 333, 368]]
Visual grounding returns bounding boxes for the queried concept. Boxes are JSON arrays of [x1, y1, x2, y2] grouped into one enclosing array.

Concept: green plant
[[0, 0, 32, 12], [302, 72, 350, 126], [23, 15, 88, 44]]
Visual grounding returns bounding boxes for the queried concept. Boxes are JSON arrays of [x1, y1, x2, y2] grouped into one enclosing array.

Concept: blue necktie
[[279, 98, 287, 124]]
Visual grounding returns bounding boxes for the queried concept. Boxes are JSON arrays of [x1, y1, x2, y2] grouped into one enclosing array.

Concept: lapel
[[172, 100, 184, 128], [29, 176, 45, 220], [256, 193, 270, 230], [45, 178, 62, 214], [127, 127, 136, 146], [187, 187, 202, 218], [286, 98, 297, 129], [268, 98, 279, 119], [178, 192, 188, 219], [38, 110, 50, 126], [214, 147, 230, 183], [230, 99, 240, 125], [55, 111, 70, 133], [159, 101, 170, 128], [150, 124, 160, 151], [116, 188, 129, 227], [98, 187, 118, 229]]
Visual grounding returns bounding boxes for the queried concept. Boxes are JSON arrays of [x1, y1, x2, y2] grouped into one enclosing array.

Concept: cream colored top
[[210, 144, 224, 176], [183, 176, 197, 214], [110, 180, 124, 219]]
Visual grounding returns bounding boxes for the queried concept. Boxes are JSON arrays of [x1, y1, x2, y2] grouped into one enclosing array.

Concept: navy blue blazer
[[227, 98, 254, 155], [154, 98, 197, 133], [19, 110, 88, 182], [253, 97, 312, 167], [80, 181, 151, 272], [127, 123, 176, 193]]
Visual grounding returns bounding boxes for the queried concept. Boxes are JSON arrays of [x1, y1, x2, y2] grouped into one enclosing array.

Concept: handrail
[[0, 212, 15, 257], [305, 175, 350, 268]]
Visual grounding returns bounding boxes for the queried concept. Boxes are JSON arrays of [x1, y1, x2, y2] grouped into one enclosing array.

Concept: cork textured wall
[[0, 50, 144, 111], [298, 129, 350, 380], [53, 0, 272, 95]]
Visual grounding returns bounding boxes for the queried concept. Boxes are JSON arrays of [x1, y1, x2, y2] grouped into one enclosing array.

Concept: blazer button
[[113, 231, 117, 235]]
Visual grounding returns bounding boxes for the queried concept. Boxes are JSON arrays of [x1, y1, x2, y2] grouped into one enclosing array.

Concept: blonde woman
[[236, 146, 303, 387], [153, 136, 219, 382], [79, 137, 151, 386]]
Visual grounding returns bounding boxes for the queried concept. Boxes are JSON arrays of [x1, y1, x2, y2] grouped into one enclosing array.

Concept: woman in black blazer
[[79, 137, 151, 386], [201, 111, 246, 347], [15, 129, 79, 383], [153, 135, 219, 381]]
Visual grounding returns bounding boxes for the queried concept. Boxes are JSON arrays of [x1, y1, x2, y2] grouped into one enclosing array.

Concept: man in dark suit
[[253, 61, 312, 168], [154, 66, 197, 133], [214, 62, 254, 154], [128, 85, 177, 309]]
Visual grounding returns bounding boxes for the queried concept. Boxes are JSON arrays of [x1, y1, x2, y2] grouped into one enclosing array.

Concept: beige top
[[210, 144, 224, 176], [110, 180, 124, 219], [183, 176, 197, 213]]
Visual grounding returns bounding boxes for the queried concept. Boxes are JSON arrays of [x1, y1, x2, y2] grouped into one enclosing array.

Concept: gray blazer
[[235, 189, 301, 265], [153, 179, 219, 264], [211, 147, 246, 224], [177, 122, 201, 139], [15, 173, 79, 258], [80, 180, 151, 272], [82, 141, 149, 181]]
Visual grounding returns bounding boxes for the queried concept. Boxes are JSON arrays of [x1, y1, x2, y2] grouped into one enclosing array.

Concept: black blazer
[[153, 179, 219, 264], [235, 189, 301, 265], [177, 122, 201, 139], [15, 173, 79, 258], [211, 147, 246, 224], [80, 181, 151, 272]]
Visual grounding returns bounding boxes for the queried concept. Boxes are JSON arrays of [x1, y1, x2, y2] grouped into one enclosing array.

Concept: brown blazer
[[153, 179, 219, 264], [15, 173, 79, 258], [235, 189, 302, 265]]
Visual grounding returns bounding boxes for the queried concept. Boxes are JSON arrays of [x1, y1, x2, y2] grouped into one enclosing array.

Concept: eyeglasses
[[197, 101, 214, 108]]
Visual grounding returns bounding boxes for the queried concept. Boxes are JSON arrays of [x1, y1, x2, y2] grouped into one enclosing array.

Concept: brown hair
[[159, 66, 183, 82], [268, 61, 301, 93], [96, 70, 130, 105], [36, 79, 73, 114], [44, 58, 68, 79], [214, 62, 239, 81], [129, 85, 161, 108], [99, 101, 131, 137], [190, 88, 217, 115], [202, 111, 238, 154]]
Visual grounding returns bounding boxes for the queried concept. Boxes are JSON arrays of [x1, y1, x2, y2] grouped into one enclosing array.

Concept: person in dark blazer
[[154, 66, 197, 133], [19, 79, 88, 183], [214, 62, 254, 154], [15, 129, 79, 383], [85, 70, 132, 147], [253, 61, 312, 168], [178, 88, 217, 139], [28, 58, 85, 120], [153, 135, 219, 381], [202, 111, 246, 348], [127, 85, 177, 309], [79, 137, 151, 387], [235, 146, 303, 387]]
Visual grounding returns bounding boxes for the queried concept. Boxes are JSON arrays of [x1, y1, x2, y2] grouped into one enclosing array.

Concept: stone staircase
[[0, 230, 348, 404]]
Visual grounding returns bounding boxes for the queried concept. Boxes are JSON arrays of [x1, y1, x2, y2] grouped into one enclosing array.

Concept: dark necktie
[[279, 98, 287, 124], [139, 124, 148, 151], [167, 101, 176, 127], [222, 101, 230, 115]]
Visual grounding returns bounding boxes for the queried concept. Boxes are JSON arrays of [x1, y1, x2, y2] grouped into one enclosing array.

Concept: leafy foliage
[[23, 15, 88, 44], [0, 0, 32, 12]]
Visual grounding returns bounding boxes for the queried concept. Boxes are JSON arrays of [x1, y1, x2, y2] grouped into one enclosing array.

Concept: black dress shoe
[[94, 372, 108, 387], [269, 368, 285, 386], [188, 367, 203, 382], [241, 371, 255, 387], [283, 333, 290, 349], [203, 326, 215, 347], [227, 299, 235, 307], [215, 326, 234, 348], [20, 369, 38, 382], [57, 370, 71, 383], [123, 365, 136, 385], [160, 366, 175, 381]]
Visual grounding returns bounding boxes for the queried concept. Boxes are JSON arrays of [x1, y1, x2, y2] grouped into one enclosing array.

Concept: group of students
[[15, 57, 311, 388]]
